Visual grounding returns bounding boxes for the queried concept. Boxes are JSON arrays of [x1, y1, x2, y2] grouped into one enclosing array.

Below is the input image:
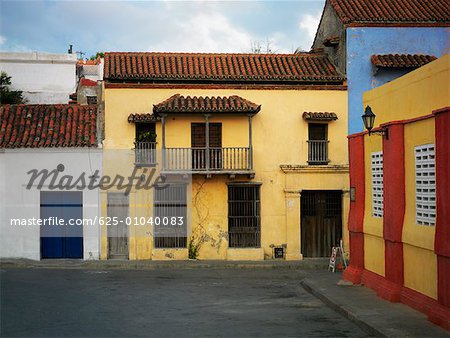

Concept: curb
[[300, 278, 386, 337], [1, 258, 329, 270]]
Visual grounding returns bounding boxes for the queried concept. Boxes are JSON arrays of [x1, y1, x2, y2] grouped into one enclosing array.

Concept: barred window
[[415, 144, 436, 226], [228, 184, 261, 248], [371, 151, 383, 218], [154, 184, 187, 248]]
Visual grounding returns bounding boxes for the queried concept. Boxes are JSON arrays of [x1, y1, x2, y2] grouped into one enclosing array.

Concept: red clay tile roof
[[128, 113, 158, 123], [153, 94, 261, 115], [104, 52, 345, 84], [329, 0, 450, 25], [80, 78, 98, 87], [303, 112, 338, 121], [0, 104, 98, 148], [371, 54, 437, 68]]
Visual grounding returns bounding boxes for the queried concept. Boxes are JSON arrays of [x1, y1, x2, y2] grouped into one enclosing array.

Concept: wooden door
[[107, 193, 129, 259], [191, 123, 222, 169], [301, 191, 342, 257]]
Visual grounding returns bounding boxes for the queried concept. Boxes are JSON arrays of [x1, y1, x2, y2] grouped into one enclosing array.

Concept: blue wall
[[347, 27, 448, 134]]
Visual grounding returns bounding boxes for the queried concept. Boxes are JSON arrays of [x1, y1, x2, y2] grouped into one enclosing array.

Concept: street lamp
[[361, 105, 388, 139]]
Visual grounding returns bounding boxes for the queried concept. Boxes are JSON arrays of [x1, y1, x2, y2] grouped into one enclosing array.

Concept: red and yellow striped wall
[[344, 55, 450, 331]]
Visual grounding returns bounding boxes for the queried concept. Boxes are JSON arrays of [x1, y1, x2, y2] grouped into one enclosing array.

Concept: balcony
[[307, 140, 329, 165], [163, 147, 252, 175], [134, 141, 157, 166]]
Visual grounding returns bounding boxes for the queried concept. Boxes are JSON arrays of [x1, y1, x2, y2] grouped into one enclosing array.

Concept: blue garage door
[[40, 191, 83, 259]]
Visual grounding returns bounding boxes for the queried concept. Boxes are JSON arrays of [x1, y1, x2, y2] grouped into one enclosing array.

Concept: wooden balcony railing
[[134, 141, 157, 166], [307, 140, 329, 164], [163, 147, 252, 173]]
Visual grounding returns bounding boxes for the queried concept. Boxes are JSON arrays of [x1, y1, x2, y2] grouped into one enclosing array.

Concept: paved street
[[1, 268, 367, 337]]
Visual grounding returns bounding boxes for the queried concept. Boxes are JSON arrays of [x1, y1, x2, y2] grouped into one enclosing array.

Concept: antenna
[[76, 51, 85, 60]]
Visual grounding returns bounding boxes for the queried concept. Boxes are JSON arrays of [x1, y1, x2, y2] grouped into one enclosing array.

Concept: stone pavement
[[2, 259, 449, 337], [301, 271, 450, 337]]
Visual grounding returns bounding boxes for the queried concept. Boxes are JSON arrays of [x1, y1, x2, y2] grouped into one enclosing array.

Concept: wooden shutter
[[191, 123, 222, 147]]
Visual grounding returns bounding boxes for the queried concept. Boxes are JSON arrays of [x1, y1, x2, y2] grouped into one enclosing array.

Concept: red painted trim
[[402, 285, 450, 331], [434, 107, 450, 258], [343, 135, 365, 284], [382, 124, 405, 242], [384, 241, 404, 287], [343, 232, 364, 284], [435, 107, 450, 310], [437, 256, 450, 308], [433, 106, 450, 115], [381, 114, 434, 127], [382, 124, 405, 289], [361, 269, 450, 331], [362, 269, 402, 302], [104, 83, 348, 90], [348, 135, 365, 233], [347, 131, 367, 139]]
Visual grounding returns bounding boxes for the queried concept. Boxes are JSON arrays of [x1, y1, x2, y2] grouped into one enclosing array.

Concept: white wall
[[0, 148, 102, 260], [0, 52, 77, 104]]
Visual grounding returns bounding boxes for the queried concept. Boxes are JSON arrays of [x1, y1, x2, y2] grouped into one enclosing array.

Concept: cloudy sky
[[0, 1, 325, 58]]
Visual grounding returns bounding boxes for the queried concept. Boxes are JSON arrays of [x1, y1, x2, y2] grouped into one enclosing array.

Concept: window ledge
[[280, 164, 349, 173]]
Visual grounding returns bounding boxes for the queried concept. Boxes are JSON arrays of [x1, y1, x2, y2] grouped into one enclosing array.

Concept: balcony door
[[135, 122, 156, 166], [308, 123, 329, 165], [191, 123, 222, 170]]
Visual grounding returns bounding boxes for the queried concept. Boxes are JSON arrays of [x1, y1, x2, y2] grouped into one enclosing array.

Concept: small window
[[86, 96, 97, 105], [136, 123, 156, 142], [154, 184, 187, 248], [415, 144, 436, 226], [228, 184, 261, 248], [307, 123, 329, 164], [371, 151, 383, 218]]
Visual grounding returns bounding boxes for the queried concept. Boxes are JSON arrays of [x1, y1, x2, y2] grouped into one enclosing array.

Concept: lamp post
[[361, 105, 388, 139]]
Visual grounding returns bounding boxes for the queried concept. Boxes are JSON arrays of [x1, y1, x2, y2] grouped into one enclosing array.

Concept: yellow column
[[285, 190, 302, 260]]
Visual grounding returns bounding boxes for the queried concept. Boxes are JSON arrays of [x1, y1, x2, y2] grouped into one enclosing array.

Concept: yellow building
[[344, 55, 450, 330], [101, 52, 349, 261]]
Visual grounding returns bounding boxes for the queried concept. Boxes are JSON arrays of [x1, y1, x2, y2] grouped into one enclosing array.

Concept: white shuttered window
[[371, 151, 384, 218], [415, 144, 436, 226]]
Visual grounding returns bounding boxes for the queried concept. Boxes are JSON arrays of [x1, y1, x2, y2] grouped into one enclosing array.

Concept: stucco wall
[[0, 149, 102, 260], [311, 1, 346, 74], [347, 27, 448, 134], [0, 52, 77, 104], [356, 55, 450, 300], [103, 87, 349, 260]]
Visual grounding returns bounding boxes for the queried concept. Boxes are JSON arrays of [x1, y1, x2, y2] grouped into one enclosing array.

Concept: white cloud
[[298, 12, 322, 50], [0, 35, 5, 45], [151, 11, 253, 53]]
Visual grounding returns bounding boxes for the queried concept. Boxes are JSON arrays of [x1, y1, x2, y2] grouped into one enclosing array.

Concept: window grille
[[371, 151, 383, 218], [228, 184, 261, 248], [415, 144, 436, 226], [154, 184, 187, 248]]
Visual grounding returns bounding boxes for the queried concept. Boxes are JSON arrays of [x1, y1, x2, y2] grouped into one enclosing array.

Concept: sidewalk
[[301, 271, 450, 337], [0, 258, 329, 270]]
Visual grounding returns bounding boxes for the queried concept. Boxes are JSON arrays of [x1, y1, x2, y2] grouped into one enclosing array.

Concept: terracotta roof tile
[[371, 54, 437, 67], [330, 0, 450, 25], [104, 52, 345, 84], [153, 94, 261, 115], [0, 104, 98, 148], [128, 113, 158, 123]]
